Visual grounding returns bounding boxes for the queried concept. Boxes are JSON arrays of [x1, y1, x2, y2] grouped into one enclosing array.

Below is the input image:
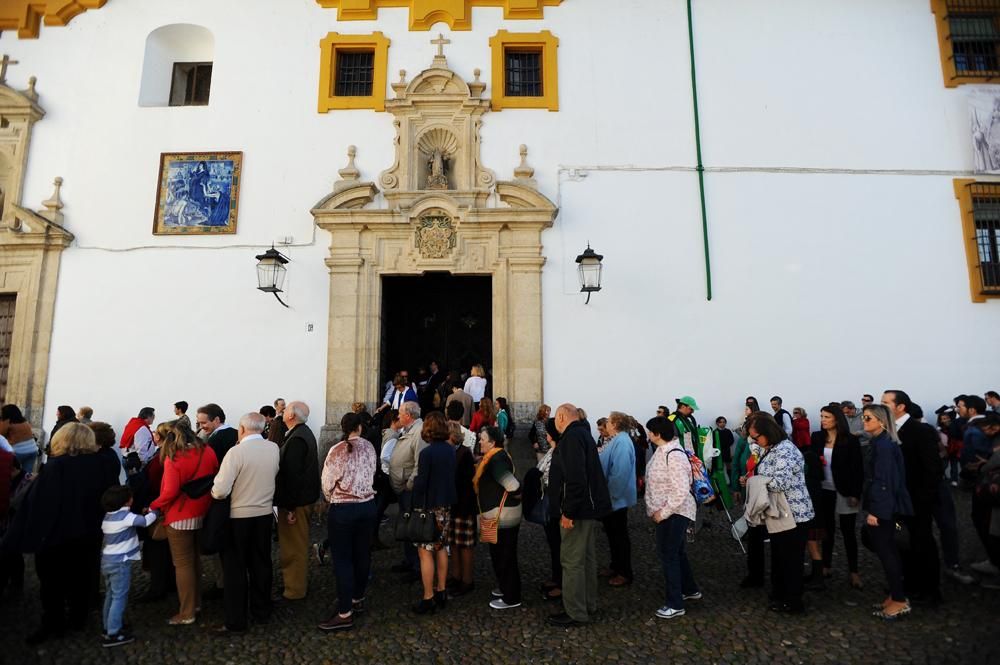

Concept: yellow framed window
[[954, 179, 1000, 301], [318, 32, 390, 112], [489, 30, 559, 111], [932, 0, 1000, 87]]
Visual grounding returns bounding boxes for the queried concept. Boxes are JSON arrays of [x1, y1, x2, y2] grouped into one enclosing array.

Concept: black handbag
[[394, 503, 438, 543], [180, 447, 215, 499]]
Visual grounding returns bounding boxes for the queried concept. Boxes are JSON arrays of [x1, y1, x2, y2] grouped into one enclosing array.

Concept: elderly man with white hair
[[211, 412, 281, 634], [273, 401, 320, 601]]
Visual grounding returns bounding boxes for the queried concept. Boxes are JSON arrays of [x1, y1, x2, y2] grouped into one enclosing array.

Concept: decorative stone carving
[[513, 144, 536, 188], [414, 210, 456, 258], [311, 53, 558, 444], [0, 69, 72, 428], [334, 145, 360, 193]]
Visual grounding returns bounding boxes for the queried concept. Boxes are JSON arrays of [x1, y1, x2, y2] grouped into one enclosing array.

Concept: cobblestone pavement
[[2, 438, 999, 664]]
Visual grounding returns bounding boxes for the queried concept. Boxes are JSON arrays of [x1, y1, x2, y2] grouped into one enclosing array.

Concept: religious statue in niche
[[426, 148, 449, 190]]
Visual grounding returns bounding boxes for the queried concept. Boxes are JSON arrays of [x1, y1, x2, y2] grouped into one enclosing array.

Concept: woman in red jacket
[[469, 398, 497, 436], [791, 408, 812, 449], [150, 425, 219, 626]]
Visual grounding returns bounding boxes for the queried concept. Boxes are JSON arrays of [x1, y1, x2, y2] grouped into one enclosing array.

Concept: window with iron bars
[[945, 1, 1000, 78], [971, 183, 1000, 293], [504, 49, 543, 97], [335, 50, 375, 97]]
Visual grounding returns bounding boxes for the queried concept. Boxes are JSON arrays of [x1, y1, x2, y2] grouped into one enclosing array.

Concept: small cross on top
[[431, 34, 451, 59], [0, 55, 19, 84]]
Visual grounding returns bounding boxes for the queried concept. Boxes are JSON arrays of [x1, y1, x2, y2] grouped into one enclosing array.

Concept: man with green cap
[[668, 396, 700, 454]]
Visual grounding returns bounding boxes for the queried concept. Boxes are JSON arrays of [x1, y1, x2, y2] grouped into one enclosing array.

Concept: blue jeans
[[329, 500, 377, 614], [655, 515, 698, 610], [101, 560, 132, 636], [14, 449, 36, 475]]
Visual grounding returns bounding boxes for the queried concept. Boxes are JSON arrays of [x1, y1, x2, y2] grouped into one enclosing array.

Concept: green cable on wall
[[687, 0, 713, 301]]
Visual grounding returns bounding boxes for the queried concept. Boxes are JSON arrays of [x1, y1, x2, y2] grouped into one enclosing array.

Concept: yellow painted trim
[[315, 0, 562, 31], [0, 0, 107, 39], [930, 0, 1000, 88], [953, 178, 1000, 303], [489, 30, 559, 112], [318, 32, 391, 113]]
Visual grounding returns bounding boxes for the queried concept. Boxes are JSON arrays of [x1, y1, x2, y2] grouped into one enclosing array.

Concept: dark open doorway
[[380, 273, 492, 393]]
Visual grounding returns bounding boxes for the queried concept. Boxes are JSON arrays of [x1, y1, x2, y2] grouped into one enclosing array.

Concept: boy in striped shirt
[[100, 485, 158, 648]]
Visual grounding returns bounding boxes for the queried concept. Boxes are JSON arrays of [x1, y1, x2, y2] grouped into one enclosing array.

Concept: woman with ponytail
[[318, 412, 377, 632]]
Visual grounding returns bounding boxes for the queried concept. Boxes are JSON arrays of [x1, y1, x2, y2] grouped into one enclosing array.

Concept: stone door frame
[[313, 182, 556, 439]]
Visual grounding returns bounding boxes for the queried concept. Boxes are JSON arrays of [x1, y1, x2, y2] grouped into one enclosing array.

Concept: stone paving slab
[[2, 461, 998, 664]]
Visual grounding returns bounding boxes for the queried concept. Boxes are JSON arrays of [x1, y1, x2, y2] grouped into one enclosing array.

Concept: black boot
[[434, 590, 448, 610], [412, 598, 436, 615]]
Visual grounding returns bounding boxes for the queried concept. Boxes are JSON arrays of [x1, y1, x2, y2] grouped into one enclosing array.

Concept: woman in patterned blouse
[[747, 411, 815, 615], [644, 416, 701, 620]]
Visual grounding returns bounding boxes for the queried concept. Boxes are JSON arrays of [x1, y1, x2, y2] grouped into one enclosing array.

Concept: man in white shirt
[[211, 412, 281, 633]]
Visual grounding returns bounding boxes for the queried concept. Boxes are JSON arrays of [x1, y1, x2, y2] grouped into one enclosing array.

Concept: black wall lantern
[[575, 243, 604, 304], [256, 245, 290, 308]]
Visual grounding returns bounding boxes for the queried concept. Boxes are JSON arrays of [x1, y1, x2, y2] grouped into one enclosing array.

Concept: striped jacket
[[101, 508, 158, 564]]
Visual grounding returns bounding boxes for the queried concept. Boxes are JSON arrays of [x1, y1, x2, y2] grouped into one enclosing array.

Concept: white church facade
[[0, 0, 998, 441]]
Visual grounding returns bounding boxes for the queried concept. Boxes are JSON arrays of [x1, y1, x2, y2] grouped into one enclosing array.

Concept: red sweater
[[120, 417, 149, 450], [469, 412, 496, 434], [150, 446, 220, 524], [792, 418, 811, 449]]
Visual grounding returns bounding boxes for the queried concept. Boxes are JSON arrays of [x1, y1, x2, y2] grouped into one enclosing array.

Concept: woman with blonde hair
[[861, 404, 913, 620], [150, 424, 219, 626], [464, 364, 488, 403], [9, 423, 119, 644]]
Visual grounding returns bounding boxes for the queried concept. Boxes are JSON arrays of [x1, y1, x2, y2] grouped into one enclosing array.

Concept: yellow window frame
[[318, 32, 390, 112], [931, 0, 1000, 87], [489, 30, 559, 111], [953, 178, 1000, 302]]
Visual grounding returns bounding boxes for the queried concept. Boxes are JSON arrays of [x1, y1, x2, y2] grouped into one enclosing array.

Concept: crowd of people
[[0, 376, 998, 648]]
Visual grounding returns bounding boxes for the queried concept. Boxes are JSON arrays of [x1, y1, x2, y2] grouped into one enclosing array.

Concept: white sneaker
[[970, 560, 1000, 576], [683, 591, 703, 600], [490, 588, 504, 598], [655, 606, 685, 619], [489, 598, 521, 610], [944, 566, 975, 585]]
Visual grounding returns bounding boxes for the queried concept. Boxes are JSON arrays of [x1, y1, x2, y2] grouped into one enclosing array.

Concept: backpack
[[667, 448, 716, 505]]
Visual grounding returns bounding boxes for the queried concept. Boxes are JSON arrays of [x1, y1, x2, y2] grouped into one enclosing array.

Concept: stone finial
[[39, 176, 65, 224], [334, 146, 361, 192], [514, 145, 536, 187], [469, 68, 486, 99], [392, 69, 408, 97], [24, 76, 38, 102]]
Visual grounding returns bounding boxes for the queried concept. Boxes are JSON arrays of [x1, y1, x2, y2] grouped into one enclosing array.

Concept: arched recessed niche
[[138, 24, 215, 108]]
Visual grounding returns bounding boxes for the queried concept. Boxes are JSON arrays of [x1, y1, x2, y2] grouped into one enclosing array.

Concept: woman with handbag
[[149, 424, 219, 626], [318, 412, 377, 632], [475, 425, 522, 610], [861, 404, 913, 620], [410, 412, 456, 614], [747, 411, 814, 615]]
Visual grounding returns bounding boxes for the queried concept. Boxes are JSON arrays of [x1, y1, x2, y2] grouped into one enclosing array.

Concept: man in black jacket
[[547, 403, 612, 627], [197, 403, 238, 463], [273, 401, 320, 601], [882, 390, 943, 604]]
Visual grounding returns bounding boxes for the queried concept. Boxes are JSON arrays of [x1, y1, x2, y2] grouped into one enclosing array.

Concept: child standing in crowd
[[100, 486, 158, 647]]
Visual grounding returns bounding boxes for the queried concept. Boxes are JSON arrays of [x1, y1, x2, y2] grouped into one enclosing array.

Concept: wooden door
[[0, 294, 15, 404]]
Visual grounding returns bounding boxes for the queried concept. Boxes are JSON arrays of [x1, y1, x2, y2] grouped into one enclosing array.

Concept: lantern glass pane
[[578, 259, 602, 290]]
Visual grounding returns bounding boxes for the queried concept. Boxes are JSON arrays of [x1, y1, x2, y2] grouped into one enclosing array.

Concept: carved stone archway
[[312, 50, 556, 440], [0, 74, 74, 427]]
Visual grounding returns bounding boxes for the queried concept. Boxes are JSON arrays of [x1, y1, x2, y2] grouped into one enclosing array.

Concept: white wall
[[138, 23, 215, 107], [1, 0, 996, 437]]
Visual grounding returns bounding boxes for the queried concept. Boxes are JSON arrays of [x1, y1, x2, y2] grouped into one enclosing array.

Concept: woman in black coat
[[6, 423, 119, 644], [811, 404, 864, 589]]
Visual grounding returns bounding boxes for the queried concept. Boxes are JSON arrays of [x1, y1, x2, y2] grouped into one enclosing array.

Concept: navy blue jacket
[[961, 422, 991, 466], [863, 433, 913, 522], [411, 440, 457, 509]]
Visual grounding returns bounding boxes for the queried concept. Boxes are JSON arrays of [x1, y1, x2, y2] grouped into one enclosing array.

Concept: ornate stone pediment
[[376, 49, 496, 208]]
